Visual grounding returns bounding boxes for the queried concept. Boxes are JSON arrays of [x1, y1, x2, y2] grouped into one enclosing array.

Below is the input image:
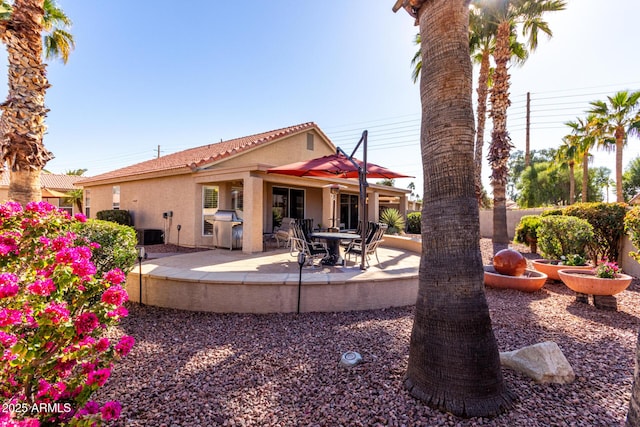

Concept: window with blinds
[[202, 185, 219, 235]]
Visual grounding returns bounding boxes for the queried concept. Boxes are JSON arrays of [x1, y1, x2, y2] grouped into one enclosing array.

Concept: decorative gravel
[[95, 240, 640, 426]]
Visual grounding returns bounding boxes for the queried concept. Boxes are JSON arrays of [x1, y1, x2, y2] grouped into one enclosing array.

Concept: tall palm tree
[[484, 0, 566, 246], [0, 0, 74, 205], [394, 0, 514, 417], [469, 6, 528, 203], [565, 115, 596, 202], [588, 90, 640, 203]]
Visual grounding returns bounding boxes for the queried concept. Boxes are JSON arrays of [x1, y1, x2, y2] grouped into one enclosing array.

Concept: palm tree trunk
[[405, 0, 514, 418], [569, 162, 575, 204], [0, 0, 51, 205], [488, 21, 512, 246], [582, 152, 589, 202], [8, 169, 41, 202], [473, 50, 490, 204], [616, 133, 624, 202]]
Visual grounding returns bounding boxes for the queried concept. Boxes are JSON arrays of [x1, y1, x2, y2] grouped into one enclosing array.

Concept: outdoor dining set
[[275, 218, 387, 268]]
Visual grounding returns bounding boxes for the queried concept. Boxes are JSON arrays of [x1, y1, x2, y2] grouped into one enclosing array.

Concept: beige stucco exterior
[[78, 124, 411, 253]]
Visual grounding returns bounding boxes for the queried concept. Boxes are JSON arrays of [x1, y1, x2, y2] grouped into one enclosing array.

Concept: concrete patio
[[125, 238, 421, 313]]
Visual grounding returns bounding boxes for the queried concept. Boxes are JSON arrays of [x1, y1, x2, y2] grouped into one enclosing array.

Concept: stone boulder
[[500, 341, 575, 384]]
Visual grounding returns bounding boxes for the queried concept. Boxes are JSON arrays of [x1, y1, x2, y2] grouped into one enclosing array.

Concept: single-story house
[[76, 122, 412, 253], [0, 172, 84, 215]]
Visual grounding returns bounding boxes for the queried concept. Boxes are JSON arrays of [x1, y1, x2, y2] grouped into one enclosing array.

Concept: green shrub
[[561, 253, 588, 266], [537, 215, 594, 260], [406, 212, 421, 234], [72, 219, 138, 276], [96, 209, 132, 226], [380, 208, 405, 234], [514, 215, 542, 251], [541, 208, 563, 216], [563, 202, 628, 263], [625, 206, 640, 264]]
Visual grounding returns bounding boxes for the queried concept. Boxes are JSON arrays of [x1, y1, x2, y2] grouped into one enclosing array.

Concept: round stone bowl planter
[[484, 266, 548, 293], [558, 269, 633, 296], [532, 259, 593, 281]]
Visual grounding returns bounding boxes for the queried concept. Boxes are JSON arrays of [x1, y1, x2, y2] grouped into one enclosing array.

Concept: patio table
[[309, 232, 360, 266]]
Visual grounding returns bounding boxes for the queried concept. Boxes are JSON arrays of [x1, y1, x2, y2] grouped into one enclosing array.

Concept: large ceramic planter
[[532, 259, 593, 281], [484, 266, 548, 293], [558, 269, 632, 296]]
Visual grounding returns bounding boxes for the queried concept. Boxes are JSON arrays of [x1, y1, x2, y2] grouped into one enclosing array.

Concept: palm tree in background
[[394, 0, 514, 417], [65, 167, 85, 212], [555, 136, 582, 204], [0, 0, 74, 205], [588, 90, 640, 203], [468, 5, 528, 203], [565, 115, 596, 202], [412, 5, 527, 205], [483, 0, 565, 247]]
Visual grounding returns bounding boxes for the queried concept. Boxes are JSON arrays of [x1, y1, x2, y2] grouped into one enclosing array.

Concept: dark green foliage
[[623, 156, 640, 201], [541, 209, 563, 217], [406, 212, 421, 234], [514, 215, 541, 244], [563, 202, 628, 263], [508, 149, 607, 206], [537, 215, 594, 260], [624, 206, 640, 263], [96, 209, 132, 226], [514, 215, 542, 253], [72, 219, 138, 276]]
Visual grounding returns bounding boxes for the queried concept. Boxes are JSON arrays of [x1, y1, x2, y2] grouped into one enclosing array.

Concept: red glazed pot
[[493, 249, 527, 277]]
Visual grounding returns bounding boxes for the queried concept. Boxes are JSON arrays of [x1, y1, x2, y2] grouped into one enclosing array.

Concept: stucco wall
[[621, 236, 640, 278], [479, 208, 545, 239], [219, 130, 335, 169], [87, 174, 201, 246]]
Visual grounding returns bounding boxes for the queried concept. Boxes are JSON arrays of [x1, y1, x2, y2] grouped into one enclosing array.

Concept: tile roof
[[0, 172, 84, 190], [79, 122, 324, 184]]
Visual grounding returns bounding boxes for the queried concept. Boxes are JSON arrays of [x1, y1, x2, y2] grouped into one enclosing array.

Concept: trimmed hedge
[[96, 209, 132, 226], [625, 206, 640, 264], [537, 215, 594, 261], [72, 219, 138, 276], [563, 202, 627, 263], [541, 208, 563, 216], [514, 215, 542, 253]]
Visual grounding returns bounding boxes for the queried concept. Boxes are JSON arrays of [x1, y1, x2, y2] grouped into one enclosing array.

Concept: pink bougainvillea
[[0, 201, 135, 426]]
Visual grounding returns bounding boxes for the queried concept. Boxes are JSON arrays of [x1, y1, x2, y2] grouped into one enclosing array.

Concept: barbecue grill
[[211, 210, 243, 250]]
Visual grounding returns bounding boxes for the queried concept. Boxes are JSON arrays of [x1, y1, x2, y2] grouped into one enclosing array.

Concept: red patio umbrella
[[266, 153, 411, 179], [267, 131, 412, 270]]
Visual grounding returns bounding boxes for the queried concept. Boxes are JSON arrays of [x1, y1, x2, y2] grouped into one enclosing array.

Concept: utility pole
[[525, 91, 531, 167], [157, 145, 161, 159]]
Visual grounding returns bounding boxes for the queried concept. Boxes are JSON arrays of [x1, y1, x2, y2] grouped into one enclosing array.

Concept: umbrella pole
[[360, 131, 368, 270], [336, 130, 369, 270]]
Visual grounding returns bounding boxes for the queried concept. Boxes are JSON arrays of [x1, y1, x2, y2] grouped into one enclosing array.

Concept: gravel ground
[[95, 239, 640, 426]]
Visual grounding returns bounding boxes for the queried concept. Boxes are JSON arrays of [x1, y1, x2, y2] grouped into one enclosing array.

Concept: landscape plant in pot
[[531, 215, 595, 281]]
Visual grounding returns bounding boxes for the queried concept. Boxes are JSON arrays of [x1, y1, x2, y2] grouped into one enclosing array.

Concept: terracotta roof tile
[[79, 122, 321, 184], [0, 172, 84, 190]]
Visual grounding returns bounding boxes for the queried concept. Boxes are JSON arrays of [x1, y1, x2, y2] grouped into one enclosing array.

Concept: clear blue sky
[[1, 0, 639, 199]]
